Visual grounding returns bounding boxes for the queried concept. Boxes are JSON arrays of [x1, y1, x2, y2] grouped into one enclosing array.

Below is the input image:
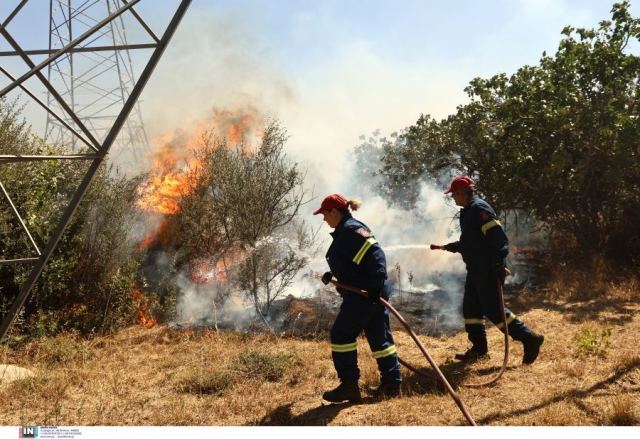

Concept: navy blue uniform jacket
[[457, 195, 509, 274], [325, 212, 392, 299]]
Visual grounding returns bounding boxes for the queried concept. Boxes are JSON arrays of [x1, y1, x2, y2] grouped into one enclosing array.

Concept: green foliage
[[232, 350, 296, 382], [0, 99, 142, 336], [182, 121, 305, 252], [353, 130, 419, 209], [179, 370, 234, 396], [575, 326, 613, 356], [30, 310, 60, 338], [33, 335, 93, 366], [377, 2, 640, 261]]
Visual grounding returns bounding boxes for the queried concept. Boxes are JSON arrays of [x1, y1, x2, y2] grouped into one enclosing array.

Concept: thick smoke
[[174, 273, 255, 330], [297, 169, 469, 333], [126, 9, 500, 334]]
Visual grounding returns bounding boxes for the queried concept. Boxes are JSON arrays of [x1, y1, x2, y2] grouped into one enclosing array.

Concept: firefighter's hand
[[367, 288, 381, 303], [494, 264, 510, 284], [321, 272, 333, 285], [443, 242, 459, 253]]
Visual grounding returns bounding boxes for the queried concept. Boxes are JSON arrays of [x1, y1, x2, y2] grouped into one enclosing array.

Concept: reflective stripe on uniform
[[495, 312, 517, 329], [371, 344, 397, 359], [331, 342, 358, 353], [481, 219, 502, 236], [464, 318, 485, 325], [352, 237, 378, 265]]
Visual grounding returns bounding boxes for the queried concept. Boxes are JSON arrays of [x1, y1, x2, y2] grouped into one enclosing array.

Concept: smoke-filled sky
[[139, 0, 631, 188], [1, 0, 633, 180], [2, 1, 635, 226]]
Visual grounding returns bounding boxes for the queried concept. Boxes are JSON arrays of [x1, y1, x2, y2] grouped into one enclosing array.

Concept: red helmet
[[313, 193, 349, 215], [444, 175, 475, 194]]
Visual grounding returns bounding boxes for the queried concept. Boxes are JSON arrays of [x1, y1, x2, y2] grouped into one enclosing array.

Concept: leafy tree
[[379, 2, 640, 261], [0, 99, 141, 335]]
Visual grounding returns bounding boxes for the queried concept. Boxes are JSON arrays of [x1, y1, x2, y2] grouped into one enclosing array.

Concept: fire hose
[[430, 244, 509, 388], [325, 278, 477, 426]]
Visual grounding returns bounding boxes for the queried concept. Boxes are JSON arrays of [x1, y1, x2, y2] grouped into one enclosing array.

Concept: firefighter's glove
[[367, 288, 381, 303], [494, 263, 508, 285], [443, 242, 460, 253], [321, 272, 333, 285]]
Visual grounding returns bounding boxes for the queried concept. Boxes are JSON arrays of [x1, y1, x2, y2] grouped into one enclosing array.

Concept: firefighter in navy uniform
[[314, 193, 402, 403], [441, 176, 544, 364]]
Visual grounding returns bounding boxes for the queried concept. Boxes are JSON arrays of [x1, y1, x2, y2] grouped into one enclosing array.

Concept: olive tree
[[172, 120, 309, 318]]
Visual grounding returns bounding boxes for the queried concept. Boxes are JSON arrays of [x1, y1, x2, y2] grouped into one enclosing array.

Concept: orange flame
[[189, 253, 243, 285], [215, 259, 229, 283], [135, 106, 262, 219], [132, 288, 156, 329], [136, 174, 190, 215], [134, 141, 199, 216], [134, 106, 263, 256], [190, 258, 216, 284]]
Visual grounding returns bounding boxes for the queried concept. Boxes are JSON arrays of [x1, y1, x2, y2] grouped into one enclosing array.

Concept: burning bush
[[135, 115, 310, 326]]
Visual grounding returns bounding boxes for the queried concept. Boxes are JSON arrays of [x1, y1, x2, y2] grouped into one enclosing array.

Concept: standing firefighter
[[314, 194, 402, 402], [440, 176, 544, 364]]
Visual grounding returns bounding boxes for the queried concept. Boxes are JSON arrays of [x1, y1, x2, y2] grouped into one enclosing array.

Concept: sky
[[1, 1, 634, 162], [0, 0, 637, 197]]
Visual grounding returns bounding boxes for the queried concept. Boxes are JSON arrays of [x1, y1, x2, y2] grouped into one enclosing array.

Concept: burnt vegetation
[[1, 109, 311, 338]]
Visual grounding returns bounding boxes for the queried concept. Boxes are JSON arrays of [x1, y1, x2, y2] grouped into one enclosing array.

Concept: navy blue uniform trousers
[[331, 293, 402, 384], [463, 270, 535, 348]]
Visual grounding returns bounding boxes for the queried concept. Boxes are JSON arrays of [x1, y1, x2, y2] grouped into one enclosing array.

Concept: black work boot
[[322, 381, 362, 403], [370, 381, 402, 399], [455, 345, 489, 362], [522, 332, 544, 365]]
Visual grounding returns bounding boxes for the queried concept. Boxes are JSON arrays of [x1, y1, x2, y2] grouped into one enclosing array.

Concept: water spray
[[385, 244, 434, 251]]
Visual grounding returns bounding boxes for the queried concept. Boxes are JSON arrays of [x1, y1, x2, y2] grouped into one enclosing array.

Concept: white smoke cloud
[[353, 182, 465, 280], [175, 272, 256, 330], [133, 7, 509, 331]]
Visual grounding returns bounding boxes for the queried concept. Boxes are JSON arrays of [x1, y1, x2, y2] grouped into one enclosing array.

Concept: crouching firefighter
[[314, 194, 402, 403], [441, 176, 544, 364]]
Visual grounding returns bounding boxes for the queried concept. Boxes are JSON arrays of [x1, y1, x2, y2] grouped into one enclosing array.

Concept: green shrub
[[232, 350, 295, 382], [0, 99, 143, 337], [179, 371, 234, 396], [575, 327, 613, 357]]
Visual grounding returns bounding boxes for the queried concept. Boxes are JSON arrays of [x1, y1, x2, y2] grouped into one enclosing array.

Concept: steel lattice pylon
[[45, 0, 150, 164], [0, 0, 192, 341]]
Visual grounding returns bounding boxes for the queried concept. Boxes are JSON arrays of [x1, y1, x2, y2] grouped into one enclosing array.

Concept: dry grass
[[606, 394, 638, 425], [1, 279, 639, 426], [542, 257, 638, 303]]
